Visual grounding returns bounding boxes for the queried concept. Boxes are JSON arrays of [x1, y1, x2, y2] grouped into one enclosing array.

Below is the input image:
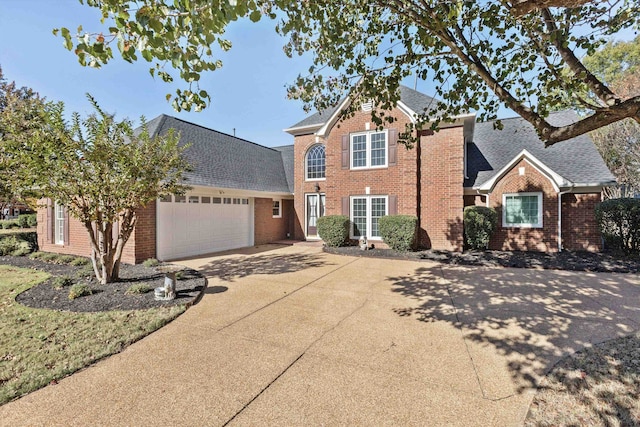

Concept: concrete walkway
[[2, 244, 640, 426]]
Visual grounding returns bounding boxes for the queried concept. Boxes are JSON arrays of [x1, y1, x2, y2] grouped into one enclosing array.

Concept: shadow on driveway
[[197, 252, 334, 282], [390, 265, 640, 397]]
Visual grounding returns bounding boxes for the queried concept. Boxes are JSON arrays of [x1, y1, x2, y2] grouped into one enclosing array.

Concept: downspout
[[557, 188, 572, 252]]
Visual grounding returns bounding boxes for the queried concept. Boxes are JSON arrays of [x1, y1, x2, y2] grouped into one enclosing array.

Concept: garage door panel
[[156, 196, 253, 261]]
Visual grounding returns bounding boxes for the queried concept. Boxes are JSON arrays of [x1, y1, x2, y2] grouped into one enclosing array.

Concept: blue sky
[[0, 1, 637, 147]]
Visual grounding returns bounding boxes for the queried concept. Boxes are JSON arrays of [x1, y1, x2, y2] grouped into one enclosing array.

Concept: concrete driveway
[[2, 244, 640, 426]]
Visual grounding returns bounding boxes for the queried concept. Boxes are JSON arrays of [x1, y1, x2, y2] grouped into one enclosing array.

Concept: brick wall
[[561, 193, 602, 251], [37, 201, 156, 264], [293, 107, 419, 244], [420, 127, 465, 251], [254, 197, 292, 244], [488, 159, 558, 252]]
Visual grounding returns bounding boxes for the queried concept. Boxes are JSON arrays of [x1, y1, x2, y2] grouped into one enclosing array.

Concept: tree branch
[[540, 8, 620, 106], [510, 0, 594, 17]]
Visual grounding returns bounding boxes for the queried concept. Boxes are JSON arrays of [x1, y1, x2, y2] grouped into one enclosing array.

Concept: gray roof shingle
[[288, 85, 440, 130], [465, 110, 615, 188], [145, 115, 293, 194]]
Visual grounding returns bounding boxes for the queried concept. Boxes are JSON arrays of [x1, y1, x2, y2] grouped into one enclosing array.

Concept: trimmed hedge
[[317, 215, 350, 247], [464, 206, 498, 250], [595, 198, 640, 252], [379, 215, 418, 251], [18, 214, 37, 228], [0, 220, 20, 229]]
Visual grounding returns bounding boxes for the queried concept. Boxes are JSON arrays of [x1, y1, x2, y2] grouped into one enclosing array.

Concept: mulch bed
[[324, 246, 640, 273], [0, 255, 206, 312]]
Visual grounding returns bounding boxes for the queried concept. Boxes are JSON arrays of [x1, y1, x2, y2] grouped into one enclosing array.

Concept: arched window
[[306, 144, 326, 180]]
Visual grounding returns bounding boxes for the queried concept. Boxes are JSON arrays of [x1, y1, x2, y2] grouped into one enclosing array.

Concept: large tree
[[585, 36, 640, 198], [0, 80, 190, 284], [58, 0, 639, 145]]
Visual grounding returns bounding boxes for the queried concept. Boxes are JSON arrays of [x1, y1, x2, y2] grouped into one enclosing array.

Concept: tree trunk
[[82, 211, 137, 285]]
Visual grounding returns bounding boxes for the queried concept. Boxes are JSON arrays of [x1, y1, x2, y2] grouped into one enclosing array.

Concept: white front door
[[306, 193, 325, 238]]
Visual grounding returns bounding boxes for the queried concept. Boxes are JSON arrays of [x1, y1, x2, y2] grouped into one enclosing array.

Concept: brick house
[[285, 85, 615, 252], [37, 86, 615, 261], [37, 115, 295, 263]]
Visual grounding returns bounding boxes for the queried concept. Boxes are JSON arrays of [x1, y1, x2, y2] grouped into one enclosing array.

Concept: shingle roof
[[143, 115, 293, 194], [287, 85, 440, 130], [465, 110, 615, 188]]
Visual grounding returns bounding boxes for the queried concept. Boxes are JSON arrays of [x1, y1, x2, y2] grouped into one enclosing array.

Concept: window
[[306, 144, 326, 180], [54, 203, 64, 245], [233, 198, 241, 205], [502, 192, 543, 228], [212, 197, 222, 204], [223, 197, 232, 204], [241, 198, 249, 205], [272, 199, 282, 218], [175, 195, 186, 203], [350, 196, 388, 239], [351, 130, 387, 169], [159, 195, 172, 202], [201, 196, 211, 204], [188, 196, 199, 203]]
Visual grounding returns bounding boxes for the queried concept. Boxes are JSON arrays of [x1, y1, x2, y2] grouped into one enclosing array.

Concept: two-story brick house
[[36, 86, 614, 261], [286, 85, 615, 252]]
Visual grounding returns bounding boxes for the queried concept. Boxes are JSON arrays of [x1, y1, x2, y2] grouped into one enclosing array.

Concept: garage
[[156, 193, 254, 261]]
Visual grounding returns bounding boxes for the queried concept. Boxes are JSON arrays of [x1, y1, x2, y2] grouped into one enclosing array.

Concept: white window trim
[[502, 192, 543, 228], [305, 144, 326, 182], [54, 202, 64, 245], [350, 129, 389, 170], [349, 195, 388, 240], [272, 199, 282, 218]]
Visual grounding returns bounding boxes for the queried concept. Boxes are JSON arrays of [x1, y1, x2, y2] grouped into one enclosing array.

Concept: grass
[[526, 333, 640, 426], [0, 228, 34, 235], [0, 265, 186, 405]]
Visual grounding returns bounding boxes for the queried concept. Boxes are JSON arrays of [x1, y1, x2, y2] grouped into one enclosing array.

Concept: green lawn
[[0, 228, 34, 235], [0, 265, 186, 405]]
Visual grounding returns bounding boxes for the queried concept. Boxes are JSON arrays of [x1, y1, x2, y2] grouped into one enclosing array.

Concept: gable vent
[[361, 100, 373, 111]]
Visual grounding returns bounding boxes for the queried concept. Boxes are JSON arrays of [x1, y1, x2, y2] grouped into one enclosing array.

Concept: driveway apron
[[1, 244, 639, 426]]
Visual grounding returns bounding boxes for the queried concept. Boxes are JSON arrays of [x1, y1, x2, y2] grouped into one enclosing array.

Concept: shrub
[[142, 258, 159, 267], [70, 256, 91, 266], [74, 264, 95, 280], [464, 206, 498, 250], [125, 284, 152, 295], [29, 251, 46, 260], [39, 252, 60, 262], [379, 215, 418, 251], [52, 276, 74, 290], [55, 255, 77, 265], [1, 220, 20, 229], [17, 214, 36, 228], [0, 236, 21, 256], [595, 198, 640, 253], [317, 215, 350, 247], [68, 283, 92, 300]]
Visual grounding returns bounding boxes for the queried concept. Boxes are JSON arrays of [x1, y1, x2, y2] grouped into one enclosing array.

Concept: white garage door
[[156, 194, 253, 261]]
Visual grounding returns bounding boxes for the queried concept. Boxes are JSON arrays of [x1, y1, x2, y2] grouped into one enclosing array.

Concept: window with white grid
[[306, 144, 326, 180], [350, 130, 388, 169], [350, 196, 388, 239], [502, 192, 543, 228]]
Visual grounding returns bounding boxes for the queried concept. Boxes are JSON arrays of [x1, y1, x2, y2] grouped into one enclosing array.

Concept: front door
[[306, 193, 325, 238]]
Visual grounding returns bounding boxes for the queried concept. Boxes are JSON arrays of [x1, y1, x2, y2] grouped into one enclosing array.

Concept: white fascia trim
[[188, 184, 293, 199], [476, 149, 571, 193], [283, 123, 324, 135], [396, 100, 417, 124], [316, 95, 354, 138]]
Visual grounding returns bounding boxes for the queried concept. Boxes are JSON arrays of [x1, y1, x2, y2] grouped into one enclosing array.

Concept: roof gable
[[466, 111, 615, 189], [285, 85, 441, 135]]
